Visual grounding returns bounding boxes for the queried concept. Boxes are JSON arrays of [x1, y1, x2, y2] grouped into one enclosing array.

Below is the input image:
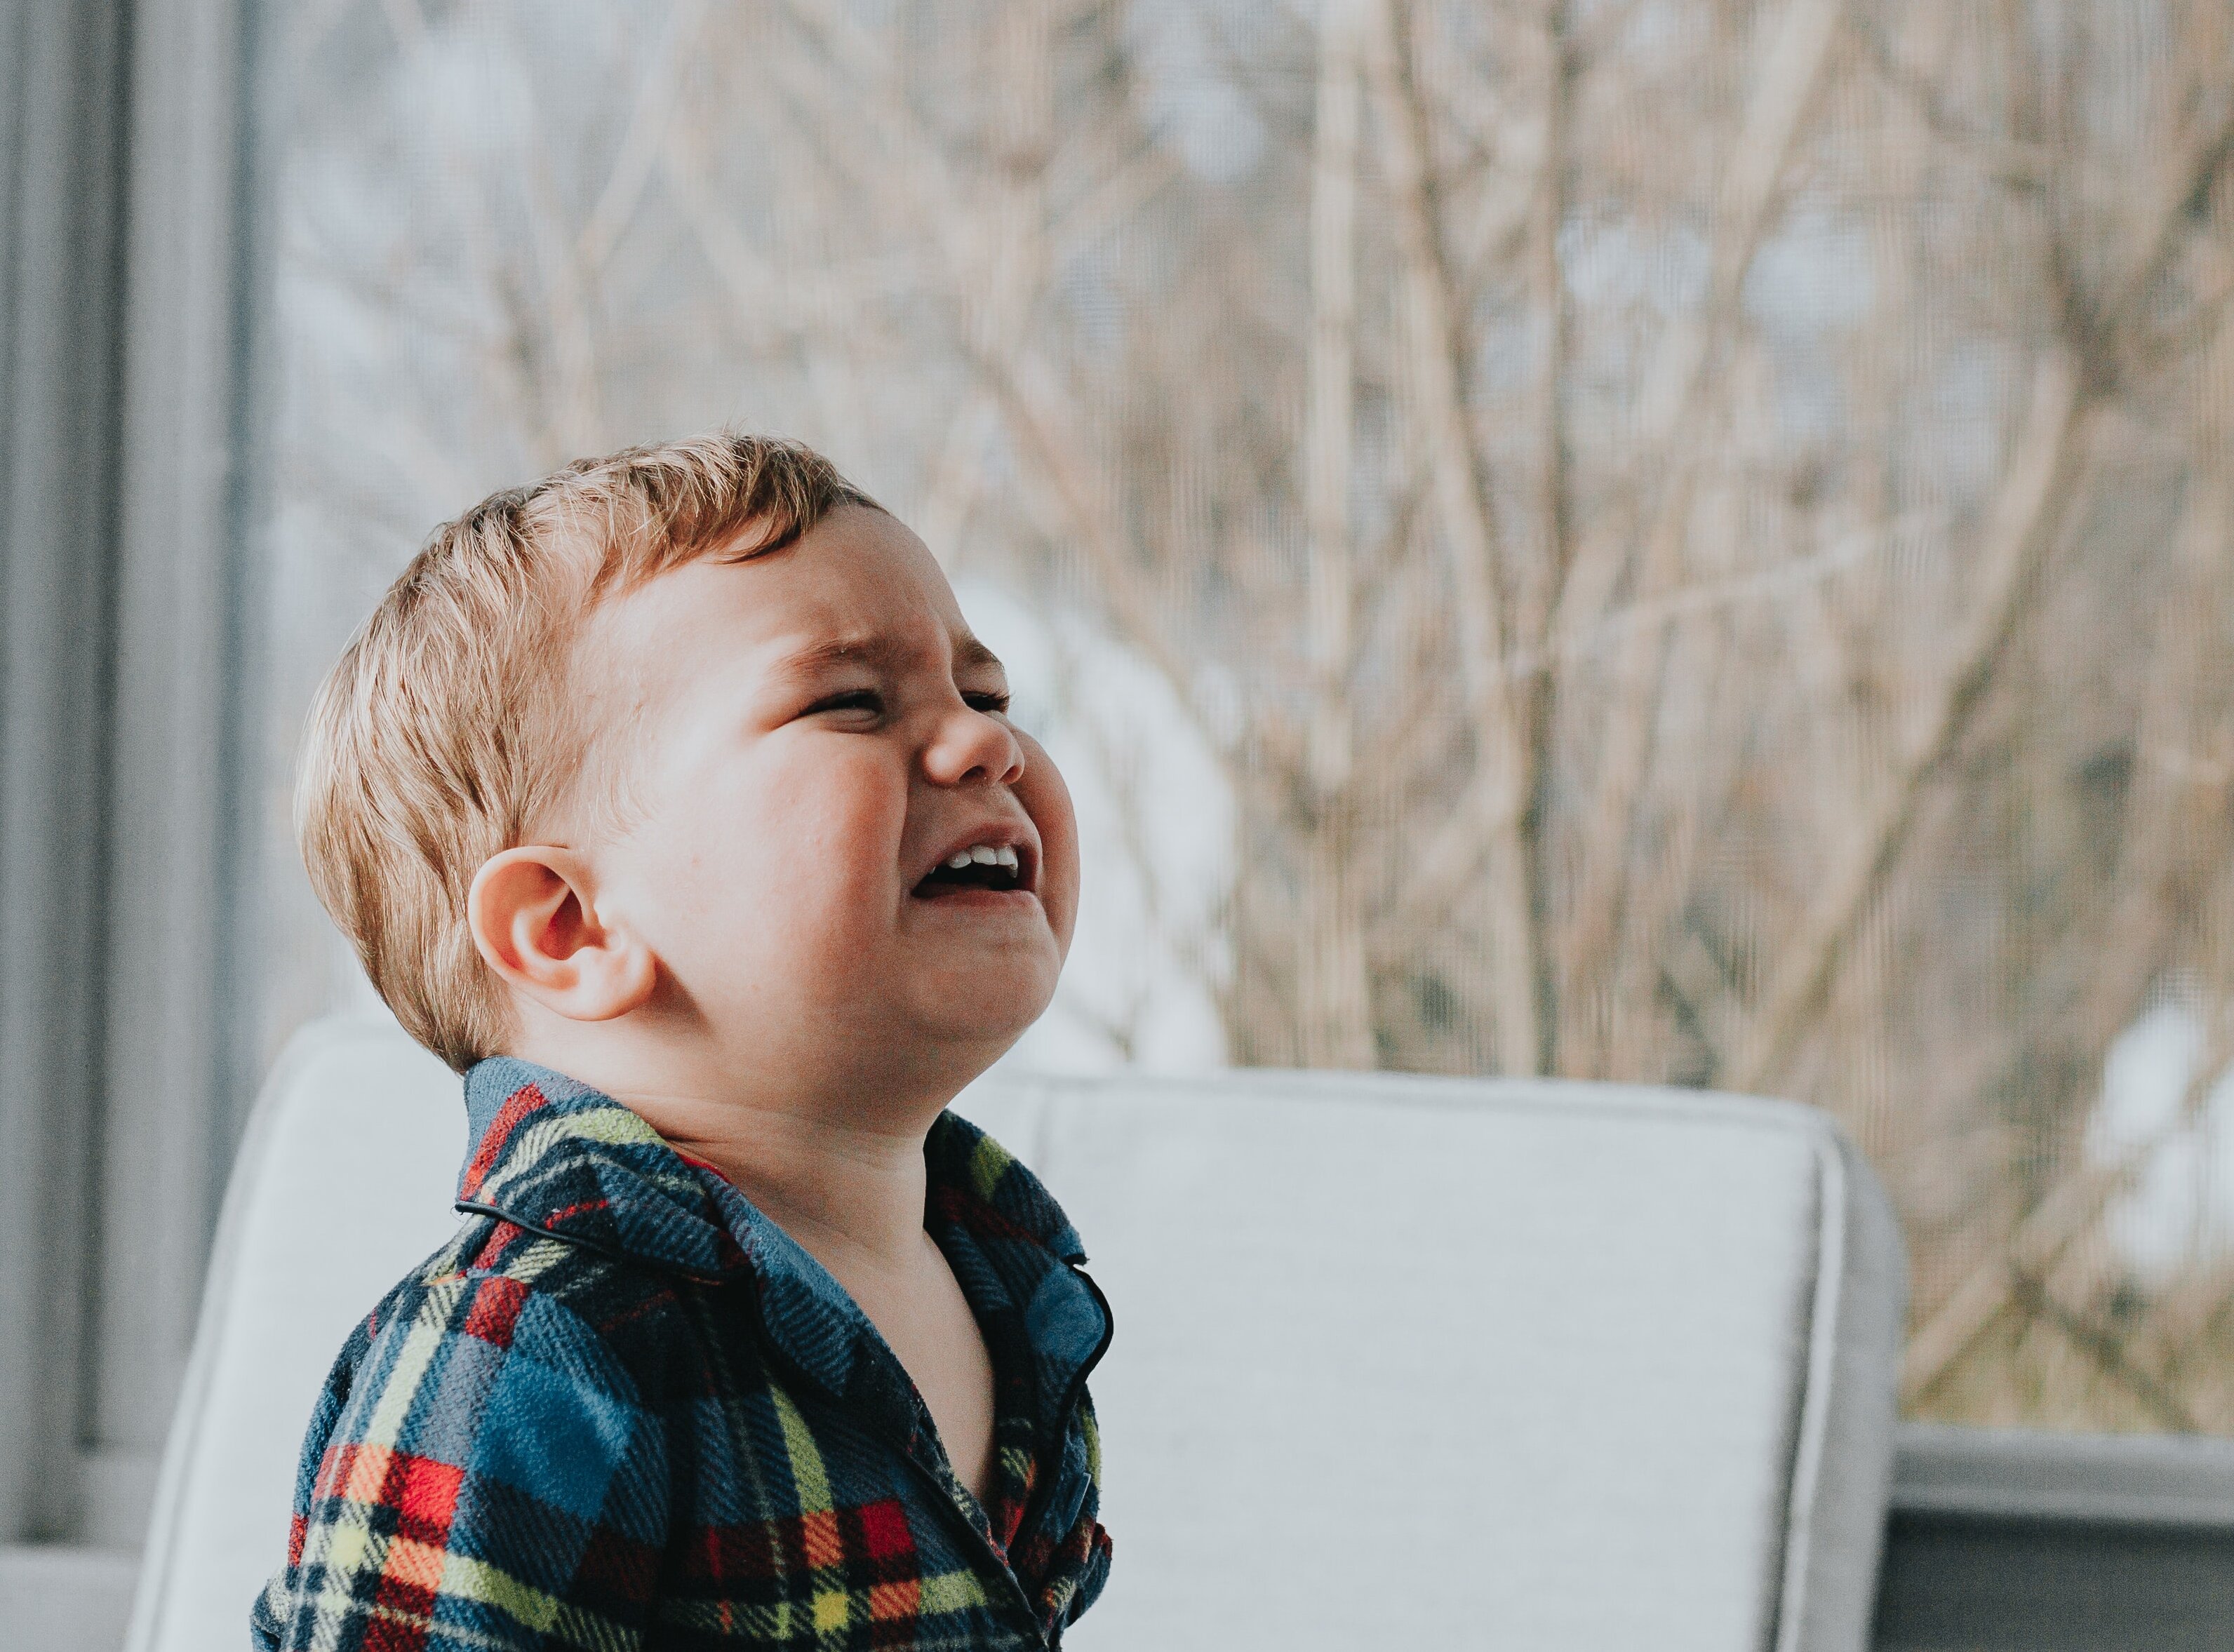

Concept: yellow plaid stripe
[[476, 1106, 697, 1207], [770, 1385, 835, 1514], [362, 1289, 455, 1447], [967, 1133, 1015, 1202], [300, 1519, 638, 1652], [656, 1569, 988, 1634]]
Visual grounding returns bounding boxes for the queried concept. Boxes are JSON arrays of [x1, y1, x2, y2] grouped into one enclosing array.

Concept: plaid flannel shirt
[[252, 1057, 1113, 1651]]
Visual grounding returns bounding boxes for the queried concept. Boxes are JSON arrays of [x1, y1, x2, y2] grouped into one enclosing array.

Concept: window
[[8, 6, 2234, 1635], [251, 0, 2234, 1440]]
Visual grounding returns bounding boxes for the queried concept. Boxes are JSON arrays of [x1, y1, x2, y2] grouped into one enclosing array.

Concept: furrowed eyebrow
[[952, 636, 1005, 676], [769, 632, 1005, 679], [770, 636, 905, 677]]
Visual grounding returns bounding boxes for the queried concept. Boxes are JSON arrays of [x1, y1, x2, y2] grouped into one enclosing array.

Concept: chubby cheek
[[1016, 731, 1080, 956], [640, 751, 903, 993]]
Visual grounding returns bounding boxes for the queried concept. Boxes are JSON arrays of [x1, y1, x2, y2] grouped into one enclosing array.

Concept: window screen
[[250, 0, 2234, 1433]]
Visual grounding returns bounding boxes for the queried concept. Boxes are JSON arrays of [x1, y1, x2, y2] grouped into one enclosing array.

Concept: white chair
[[128, 1016, 1906, 1652]]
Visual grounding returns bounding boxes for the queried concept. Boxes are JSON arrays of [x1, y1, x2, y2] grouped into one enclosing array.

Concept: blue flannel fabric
[[251, 1057, 1113, 1650]]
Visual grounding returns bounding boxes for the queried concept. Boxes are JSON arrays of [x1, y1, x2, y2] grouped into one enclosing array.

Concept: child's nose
[[925, 704, 1025, 786]]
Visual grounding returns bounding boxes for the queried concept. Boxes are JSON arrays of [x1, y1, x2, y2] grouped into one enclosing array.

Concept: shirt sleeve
[[252, 1268, 668, 1651]]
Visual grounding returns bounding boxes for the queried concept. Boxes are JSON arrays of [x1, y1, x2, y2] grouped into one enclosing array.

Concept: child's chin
[[911, 967, 1058, 1042]]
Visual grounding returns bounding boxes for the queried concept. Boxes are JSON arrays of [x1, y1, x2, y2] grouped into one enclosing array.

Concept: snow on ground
[[2089, 995, 2234, 1282]]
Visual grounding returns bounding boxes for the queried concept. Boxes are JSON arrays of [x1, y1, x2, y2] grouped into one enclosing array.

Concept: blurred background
[[10, 0, 2234, 1577]]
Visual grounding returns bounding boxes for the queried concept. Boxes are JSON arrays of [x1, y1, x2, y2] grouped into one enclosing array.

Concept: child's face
[[578, 506, 1079, 1091]]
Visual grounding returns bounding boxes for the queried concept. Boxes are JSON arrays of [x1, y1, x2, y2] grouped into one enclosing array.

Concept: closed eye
[[804, 689, 883, 717], [964, 691, 1012, 714]]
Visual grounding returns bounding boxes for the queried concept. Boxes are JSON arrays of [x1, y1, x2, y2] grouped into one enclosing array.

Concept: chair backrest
[[129, 1017, 1906, 1652], [124, 1018, 464, 1652]]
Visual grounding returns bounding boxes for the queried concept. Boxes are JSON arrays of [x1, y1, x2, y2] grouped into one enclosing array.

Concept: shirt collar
[[455, 1057, 751, 1280], [454, 1056, 1104, 1374]]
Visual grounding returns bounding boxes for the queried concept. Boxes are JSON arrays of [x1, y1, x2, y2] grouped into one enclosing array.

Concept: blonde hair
[[297, 431, 881, 1070]]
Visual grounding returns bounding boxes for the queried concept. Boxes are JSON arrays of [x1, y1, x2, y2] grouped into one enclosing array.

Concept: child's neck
[[507, 1012, 988, 1275], [654, 1096, 935, 1276]]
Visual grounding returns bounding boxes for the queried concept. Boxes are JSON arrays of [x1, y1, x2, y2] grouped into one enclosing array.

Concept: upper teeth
[[947, 845, 1020, 872]]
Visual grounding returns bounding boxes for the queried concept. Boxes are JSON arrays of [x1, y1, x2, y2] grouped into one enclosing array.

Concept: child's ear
[[467, 846, 657, 1022]]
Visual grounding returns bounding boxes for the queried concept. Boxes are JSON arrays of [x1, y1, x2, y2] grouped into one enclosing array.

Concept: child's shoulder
[[324, 1210, 727, 1431], [266, 1215, 711, 1641]]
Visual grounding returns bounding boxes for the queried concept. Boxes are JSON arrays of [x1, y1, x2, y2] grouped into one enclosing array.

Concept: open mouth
[[914, 843, 1028, 898]]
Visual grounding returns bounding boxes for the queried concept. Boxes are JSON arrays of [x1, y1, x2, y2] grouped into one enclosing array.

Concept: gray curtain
[[0, 0, 262, 1556], [0, 0, 131, 1547]]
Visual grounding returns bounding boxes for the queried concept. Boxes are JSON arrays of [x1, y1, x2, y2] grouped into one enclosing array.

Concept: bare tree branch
[[1300, 0, 1375, 1068], [1733, 349, 2086, 1091], [1363, 0, 1542, 1072], [1734, 47, 2234, 1094]]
